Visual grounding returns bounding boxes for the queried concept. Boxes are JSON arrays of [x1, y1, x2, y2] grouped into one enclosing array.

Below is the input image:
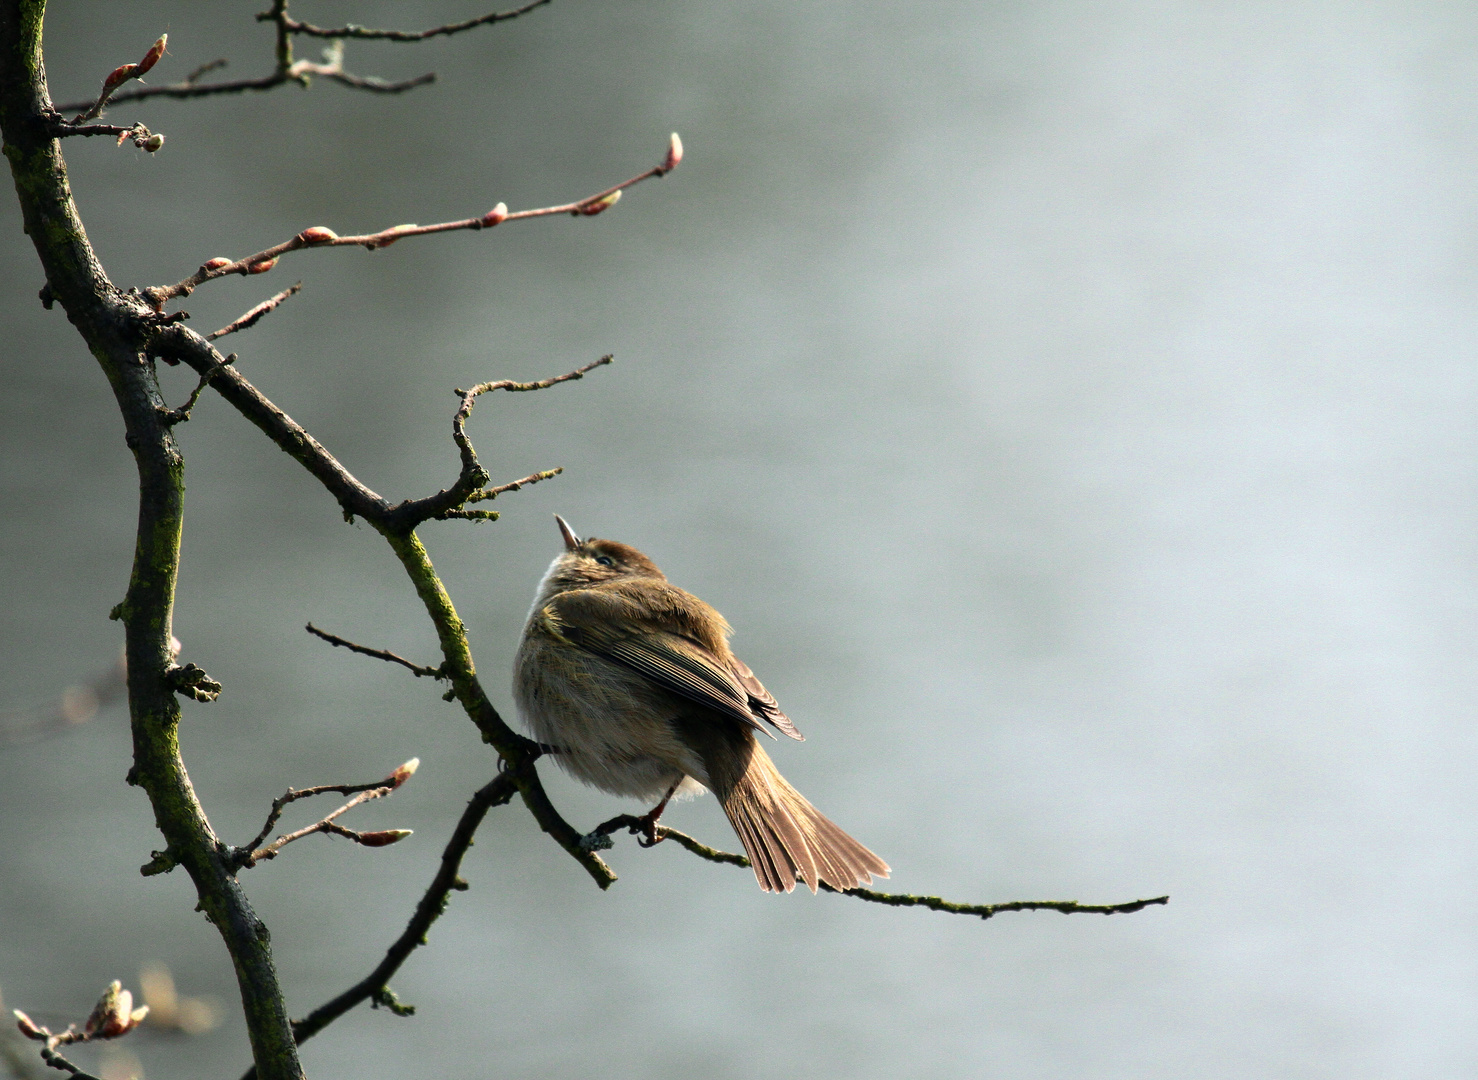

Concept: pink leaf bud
[[85, 981, 124, 1036], [201, 258, 232, 272], [297, 226, 337, 244], [373, 223, 418, 248], [13, 1010, 43, 1040], [357, 829, 413, 848], [663, 132, 683, 172], [389, 757, 420, 788], [246, 257, 277, 275], [136, 34, 168, 78], [480, 203, 508, 228], [102, 64, 137, 93], [142, 133, 164, 153], [578, 190, 621, 216]]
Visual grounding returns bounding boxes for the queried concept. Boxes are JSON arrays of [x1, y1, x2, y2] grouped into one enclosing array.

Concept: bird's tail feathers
[[718, 744, 889, 894]]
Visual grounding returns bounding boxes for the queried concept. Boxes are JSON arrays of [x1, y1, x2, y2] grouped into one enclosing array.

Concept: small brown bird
[[514, 516, 889, 893]]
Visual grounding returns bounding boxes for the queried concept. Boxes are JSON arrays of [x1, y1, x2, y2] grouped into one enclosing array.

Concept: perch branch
[[590, 815, 1170, 920]]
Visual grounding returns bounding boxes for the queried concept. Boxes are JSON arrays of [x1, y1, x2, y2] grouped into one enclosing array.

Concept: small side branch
[[385, 355, 610, 530], [142, 134, 682, 308], [160, 353, 235, 426], [589, 816, 1170, 920], [208, 283, 302, 341], [305, 622, 444, 679], [289, 775, 516, 1048], [273, 0, 552, 42], [234, 758, 420, 869]]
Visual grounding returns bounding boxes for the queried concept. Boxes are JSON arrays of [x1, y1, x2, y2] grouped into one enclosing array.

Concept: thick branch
[[0, 12, 302, 1078]]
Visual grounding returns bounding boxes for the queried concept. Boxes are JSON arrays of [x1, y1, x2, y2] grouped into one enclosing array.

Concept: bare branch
[[141, 134, 683, 308], [235, 758, 420, 869], [305, 622, 444, 679], [160, 352, 235, 426], [273, 0, 552, 42], [464, 467, 563, 504], [589, 815, 1171, 920], [390, 355, 611, 529], [236, 773, 520, 1079], [207, 283, 301, 341]]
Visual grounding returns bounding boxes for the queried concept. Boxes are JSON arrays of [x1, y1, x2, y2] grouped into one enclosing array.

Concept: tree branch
[[0, 10, 303, 1076], [590, 816, 1170, 920], [140, 134, 682, 308]]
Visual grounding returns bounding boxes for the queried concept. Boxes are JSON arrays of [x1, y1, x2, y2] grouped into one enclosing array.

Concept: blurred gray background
[[2, 1, 1474, 1077]]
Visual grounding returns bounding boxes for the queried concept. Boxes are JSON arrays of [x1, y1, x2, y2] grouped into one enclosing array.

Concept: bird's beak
[[554, 514, 581, 551]]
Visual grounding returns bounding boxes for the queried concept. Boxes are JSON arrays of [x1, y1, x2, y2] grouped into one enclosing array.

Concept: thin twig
[[70, 34, 167, 123], [305, 622, 444, 679], [185, 58, 229, 84], [160, 353, 235, 426], [590, 815, 1170, 920], [463, 467, 563, 504], [208, 283, 302, 340], [273, 0, 552, 41], [37, 1048, 104, 1080], [235, 774, 519, 1080], [141, 133, 682, 307], [235, 759, 418, 868]]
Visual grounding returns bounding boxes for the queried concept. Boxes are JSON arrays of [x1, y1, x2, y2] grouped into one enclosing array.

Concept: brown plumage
[[514, 515, 889, 893]]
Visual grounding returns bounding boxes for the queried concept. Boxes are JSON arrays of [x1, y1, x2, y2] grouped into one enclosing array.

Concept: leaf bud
[[297, 226, 337, 244], [13, 1010, 43, 1039], [143, 133, 165, 153], [578, 190, 621, 216], [246, 257, 277, 275], [663, 132, 683, 172], [389, 757, 420, 788], [480, 203, 508, 228], [202, 258, 232, 272], [102, 64, 137, 92], [137, 35, 168, 78], [357, 829, 413, 848]]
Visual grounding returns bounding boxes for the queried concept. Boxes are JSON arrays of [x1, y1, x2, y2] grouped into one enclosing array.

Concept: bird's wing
[[545, 588, 799, 740], [727, 657, 803, 740]]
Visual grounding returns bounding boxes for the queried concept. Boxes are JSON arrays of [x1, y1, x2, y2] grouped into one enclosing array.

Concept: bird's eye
[[594, 555, 615, 567]]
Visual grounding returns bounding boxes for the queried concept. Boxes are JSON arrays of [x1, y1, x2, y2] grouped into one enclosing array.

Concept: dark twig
[[141, 134, 682, 308], [589, 816, 1169, 920], [161, 353, 235, 426], [305, 622, 444, 679], [36, 1048, 104, 1080], [234, 759, 419, 869], [273, 0, 552, 42], [185, 58, 229, 84], [385, 355, 611, 530], [207, 283, 301, 340]]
